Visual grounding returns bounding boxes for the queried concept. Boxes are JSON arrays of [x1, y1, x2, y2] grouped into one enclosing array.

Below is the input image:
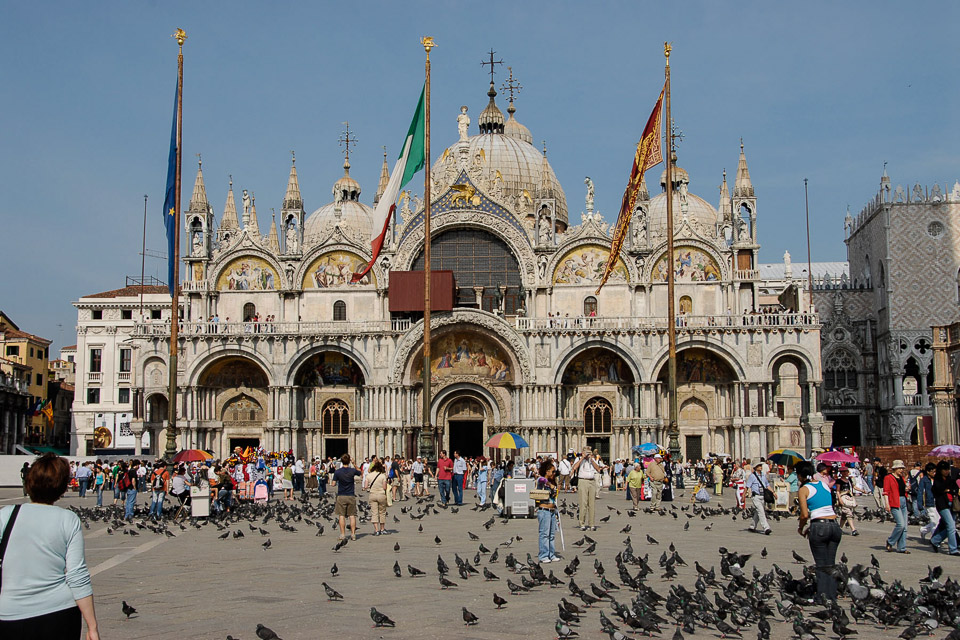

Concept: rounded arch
[[431, 382, 503, 427], [140, 355, 168, 389], [649, 341, 745, 382], [217, 389, 268, 423], [394, 213, 537, 288], [282, 343, 372, 387], [292, 350, 366, 387], [655, 347, 739, 384], [198, 356, 270, 389], [295, 242, 382, 290], [648, 241, 727, 283], [765, 345, 820, 381], [186, 349, 275, 388], [553, 340, 642, 385], [392, 309, 531, 383], [547, 235, 638, 284], [144, 392, 168, 423]]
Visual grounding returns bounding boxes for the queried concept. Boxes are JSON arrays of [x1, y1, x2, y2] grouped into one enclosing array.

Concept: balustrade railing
[[515, 312, 819, 332], [134, 318, 412, 338]]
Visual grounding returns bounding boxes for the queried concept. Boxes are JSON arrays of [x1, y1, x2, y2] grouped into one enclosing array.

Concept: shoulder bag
[[838, 490, 857, 508], [754, 472, 776, 503], [0, 504, 22, 594]]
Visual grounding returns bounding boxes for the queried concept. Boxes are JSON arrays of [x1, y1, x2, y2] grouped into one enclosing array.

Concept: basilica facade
[[117, 78, 824, 463]]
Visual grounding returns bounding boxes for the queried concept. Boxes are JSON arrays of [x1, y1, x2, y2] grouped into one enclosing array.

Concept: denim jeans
[[864, 475, 874, 492], [124, 490, 138, 520], [808, 519, 842, 600], [78, 478, 89, 498], [887, 497, 908, 551], [95, 484, 104, 507], [150, 491, 166, 518], [537, 508, 558, 561], [218, 488, 235, 511], [452, 474, 464, 505], [438, 479, 452, 504], [930, 508, 958, 553], [476, 477, 488, 505]]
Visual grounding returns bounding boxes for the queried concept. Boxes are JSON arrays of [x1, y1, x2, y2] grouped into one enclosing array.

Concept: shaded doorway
[[325, 438, 348, 459], [449, 420, 483, 458], [229, 437, 260, 452], [586, 436, 610, 461], [826, 414, 860, 447], [685, 435, 702, 462]]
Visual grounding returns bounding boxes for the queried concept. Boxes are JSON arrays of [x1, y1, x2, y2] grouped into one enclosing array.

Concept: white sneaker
[[540, 557, 552, 564]]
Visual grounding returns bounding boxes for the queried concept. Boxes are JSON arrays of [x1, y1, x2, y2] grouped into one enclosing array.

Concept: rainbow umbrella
[[172, 449, 214, 464], [484, 432, 530, 450], [767, 448, 805, 466]]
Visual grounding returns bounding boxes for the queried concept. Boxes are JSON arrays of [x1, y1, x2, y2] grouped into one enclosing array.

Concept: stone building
[[813, 171, 960, 446], [0, 312, 51, 439], [0, 355, 31, 453], [76, 73, 825, 461]]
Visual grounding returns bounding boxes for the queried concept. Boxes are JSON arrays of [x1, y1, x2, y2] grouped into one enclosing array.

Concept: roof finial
[[501, 66, 522, 114], [481, 48, 503, 84], [339, 121, 357, 167], [196, 152, 202, 168], [740, 137, 744, 152], [291, 150, 296, 165], [228, 174, 233, 188], [542, 140, 547, 157]]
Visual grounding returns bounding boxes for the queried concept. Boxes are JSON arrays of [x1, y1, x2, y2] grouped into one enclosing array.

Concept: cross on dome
[[481, 48, 503, 84], [339, 121, 357, 164]]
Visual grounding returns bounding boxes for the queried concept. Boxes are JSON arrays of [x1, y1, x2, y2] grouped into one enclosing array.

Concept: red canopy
[[388, 271, 455, 312]]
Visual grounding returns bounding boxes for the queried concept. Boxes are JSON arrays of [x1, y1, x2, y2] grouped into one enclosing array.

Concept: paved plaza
[[3, 486, 956, 640]]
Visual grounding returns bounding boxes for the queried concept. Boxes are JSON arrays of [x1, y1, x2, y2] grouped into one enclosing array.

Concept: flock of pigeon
[[69, 490, 960, 639]]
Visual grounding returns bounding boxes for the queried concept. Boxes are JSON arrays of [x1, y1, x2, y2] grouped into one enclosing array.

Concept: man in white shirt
[[411, 456, 426, 496], [294, 457, 305, 496], [557, 451, 573, 493], [452, 451, 468, 506], [570, 447, 602, 530]]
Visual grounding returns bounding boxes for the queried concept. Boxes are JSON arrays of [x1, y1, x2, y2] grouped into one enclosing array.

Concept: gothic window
[[411, 229, 522, 313], [322, 400, 349, 435], [583, 397, 612, 434], [242, 302, 256, 321], [583, 296, 597, 316], [824, 350, 857, 389], [333, 300, 347, 322]]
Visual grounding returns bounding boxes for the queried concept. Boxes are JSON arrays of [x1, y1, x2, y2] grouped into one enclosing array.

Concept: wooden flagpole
[[165, 28, 186, 460], [420, 36, 436, 461], [664, 43, 680, 461]]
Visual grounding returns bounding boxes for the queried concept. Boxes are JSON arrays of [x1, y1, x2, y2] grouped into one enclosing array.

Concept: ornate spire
[[283, 151, 302, 211], [374, 146, 390, 206], [537, 140, 552, 199], [221, 176, 239, 230], [266, 210, 280, 253], [248, 192, 260, 237], [188, 154, 209, 213], [478, 81, 505, 134], [734, 139, 754, 198], [718, 169, 732, 219], [637, 171, 649, 202]]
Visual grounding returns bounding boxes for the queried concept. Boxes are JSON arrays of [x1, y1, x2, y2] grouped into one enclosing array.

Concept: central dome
[[304, 161, 373, 246], [646, 165, 719, 237]]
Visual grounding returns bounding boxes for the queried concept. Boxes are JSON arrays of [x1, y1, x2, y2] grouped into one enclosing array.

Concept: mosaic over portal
[[652, 246, 721, 283], [303, 251, 375, 288], [217, 257, 279, 291], [553, 245, 627, 285], [417, 332, 513, 383]]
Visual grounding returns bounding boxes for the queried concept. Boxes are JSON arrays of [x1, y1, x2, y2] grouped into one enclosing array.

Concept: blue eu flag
[[163, 83, 179, 296]]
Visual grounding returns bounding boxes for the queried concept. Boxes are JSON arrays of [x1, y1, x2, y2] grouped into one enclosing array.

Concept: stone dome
[[304, 161, 373, 245], [504, 104, 532, 144], [645, 165, 719, 237]]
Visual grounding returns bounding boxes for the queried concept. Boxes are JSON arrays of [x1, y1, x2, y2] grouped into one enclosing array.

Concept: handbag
[[601, 470, 611, 489], [753, 473, 775, 503], [0, 504, 22, 594], [839, 491, 857, 508]]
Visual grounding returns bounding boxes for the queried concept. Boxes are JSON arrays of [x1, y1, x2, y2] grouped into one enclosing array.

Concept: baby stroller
[[691, 480, 711, 504]]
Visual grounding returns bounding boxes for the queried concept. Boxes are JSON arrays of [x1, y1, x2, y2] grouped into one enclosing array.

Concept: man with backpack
[[149, 461, 170, 520], [120, 460, 140, 521]]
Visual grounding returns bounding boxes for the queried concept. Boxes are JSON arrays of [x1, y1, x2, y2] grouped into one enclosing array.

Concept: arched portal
[[657, 348, 738, 459], [434, 387, 497, 459], [198, 356, 270, 454], [293, 351, 365, 456]]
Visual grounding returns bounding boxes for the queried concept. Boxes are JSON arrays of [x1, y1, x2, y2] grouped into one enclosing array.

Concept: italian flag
[[352, 86, 426, 283]]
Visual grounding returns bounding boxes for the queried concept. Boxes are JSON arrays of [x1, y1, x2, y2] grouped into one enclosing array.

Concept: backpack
[[153, 471, 166, 490], [118, 472, 133, 492]]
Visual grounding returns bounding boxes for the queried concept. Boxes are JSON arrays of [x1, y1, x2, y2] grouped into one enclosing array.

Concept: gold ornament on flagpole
[[172, 28, 187, 48]]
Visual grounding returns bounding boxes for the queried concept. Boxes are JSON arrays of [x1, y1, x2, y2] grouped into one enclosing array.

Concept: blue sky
[[3, 2, 959, 349]]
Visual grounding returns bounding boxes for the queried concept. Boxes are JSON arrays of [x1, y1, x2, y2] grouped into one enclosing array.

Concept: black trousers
[[808, 519, 842, 600], [0, 606, 81, 639]]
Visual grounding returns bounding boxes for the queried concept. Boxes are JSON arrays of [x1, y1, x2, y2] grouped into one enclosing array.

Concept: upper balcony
[[134, 318, 413, 339], [515, 312, 819, 335]]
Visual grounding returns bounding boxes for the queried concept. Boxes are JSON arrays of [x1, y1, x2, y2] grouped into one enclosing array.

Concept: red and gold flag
[[596, 85, 665, 294]]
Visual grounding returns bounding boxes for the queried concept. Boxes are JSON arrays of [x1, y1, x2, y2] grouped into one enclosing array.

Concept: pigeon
[[407, 564, 425, 577], [122, 601, 137, 618], [792, 550, 807, 564], [493, 593, 508, 609], [255, 623, 282, 640], [832, 619, 857, 637], [321, 582, 343, 601], [462, 607, 479, 625], [439, 574, 458, 589], [507, 579, 528, 594], [370, 607, 395, 628], [484, 567, 500, 581], [716, 620, 742, 638], [219, 531, 230, 540], [468, 531, 480, 540], [261, 539, 272, 550], [393, 561, 402, 578], [394, 541, 400, 553], [646, 534, 659, 545], [330, 563, 338, 577], [435, 535, 442, 545], [556, 619, 580, 638], [761, 547, 767, 559]]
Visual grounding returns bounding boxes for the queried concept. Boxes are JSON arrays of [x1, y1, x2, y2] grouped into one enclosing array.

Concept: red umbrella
[[815, 450, 858, 463], [172, 449, 213, 464]]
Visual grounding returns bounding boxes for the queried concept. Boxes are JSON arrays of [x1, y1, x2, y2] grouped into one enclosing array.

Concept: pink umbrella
[[928, 444, 960, 458], [816, 450, 858, 463]]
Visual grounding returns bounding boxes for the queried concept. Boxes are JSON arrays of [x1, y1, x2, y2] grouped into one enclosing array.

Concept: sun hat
[[891, 459, 905, 469]]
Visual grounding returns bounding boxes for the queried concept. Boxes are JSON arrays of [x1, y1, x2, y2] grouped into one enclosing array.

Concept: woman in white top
[[364, 460, 390, 535], [796, 460, 842, 601], [0, 454, 99, 639]]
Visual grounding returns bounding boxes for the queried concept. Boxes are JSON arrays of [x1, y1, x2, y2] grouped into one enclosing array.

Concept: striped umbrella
[[172, 449, 214, 464], [766, 448, 805, 466], [484, 432, 530, 450]]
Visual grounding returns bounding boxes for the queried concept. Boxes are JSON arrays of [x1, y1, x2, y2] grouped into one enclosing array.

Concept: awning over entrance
[[388, 271, 456, 312]]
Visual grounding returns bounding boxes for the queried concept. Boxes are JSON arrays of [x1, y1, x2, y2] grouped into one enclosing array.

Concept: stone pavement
[[1, 486, 955, 640]]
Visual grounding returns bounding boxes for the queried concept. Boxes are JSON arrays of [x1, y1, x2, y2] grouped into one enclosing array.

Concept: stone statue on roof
[[584, 177, 595, 213], [457, 106, 470, 142]]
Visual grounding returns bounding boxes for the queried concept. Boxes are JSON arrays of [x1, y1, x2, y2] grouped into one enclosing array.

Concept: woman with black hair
[[796, 460, 842, 601]]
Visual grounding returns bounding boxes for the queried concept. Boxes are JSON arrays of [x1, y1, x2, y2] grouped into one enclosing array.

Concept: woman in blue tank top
[[796, 460, 842, 601]]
